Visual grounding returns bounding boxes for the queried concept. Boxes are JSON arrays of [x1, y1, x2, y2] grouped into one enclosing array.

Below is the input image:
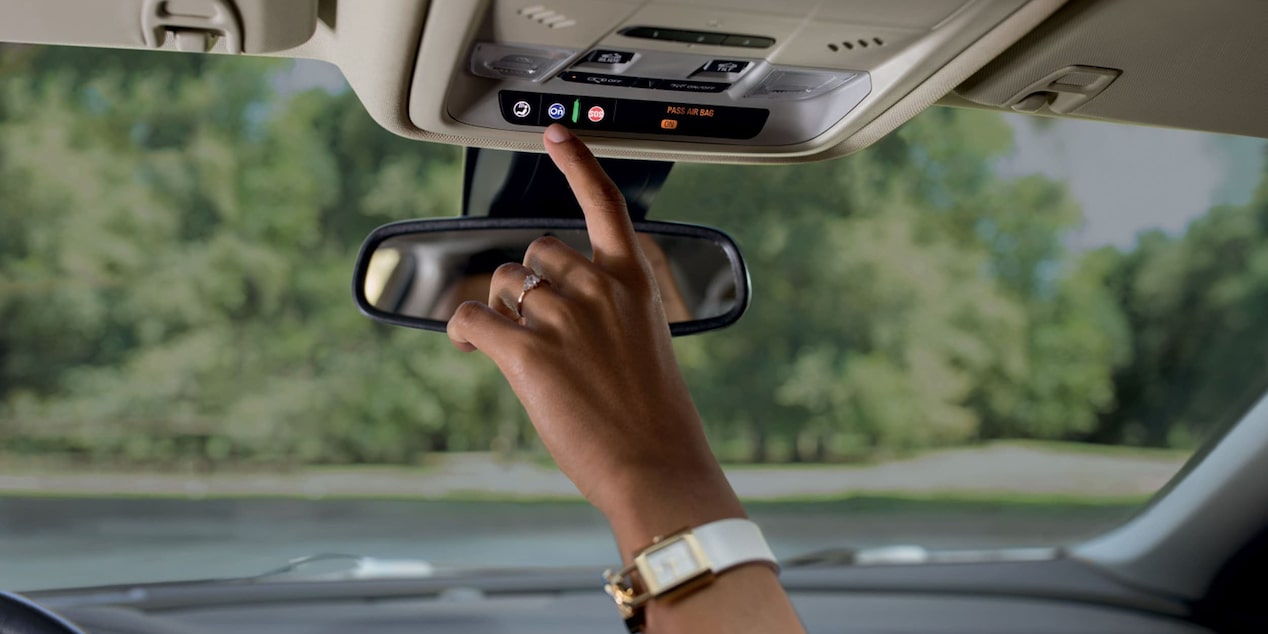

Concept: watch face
[[645, 540, 704, 589]]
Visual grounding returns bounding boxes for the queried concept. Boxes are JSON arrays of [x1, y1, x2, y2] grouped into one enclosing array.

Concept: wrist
[[599, 460, 746, 562]]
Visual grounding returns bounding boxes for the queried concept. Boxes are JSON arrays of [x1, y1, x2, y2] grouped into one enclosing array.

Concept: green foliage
[[1, 46, 1264, 466], [663, 107, 1131, 460], [0, 47, 529, 467], [1095, 174, 1268, 447]]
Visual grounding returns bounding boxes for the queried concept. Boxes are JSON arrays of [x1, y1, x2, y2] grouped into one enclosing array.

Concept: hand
[[447, 124, 804, 634], [446, 124, 742, 542]]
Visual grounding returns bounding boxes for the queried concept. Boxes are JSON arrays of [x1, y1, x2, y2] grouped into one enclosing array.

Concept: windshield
[[3, 48, 1266, 592]]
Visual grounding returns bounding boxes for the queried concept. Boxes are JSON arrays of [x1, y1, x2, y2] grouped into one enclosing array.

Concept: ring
[[516, 273, 549, 318]]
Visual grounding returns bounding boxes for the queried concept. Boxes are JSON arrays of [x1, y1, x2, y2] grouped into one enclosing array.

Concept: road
[[0, 443, 1188, 591], [0, 443, 1186, 500], [0, 496, 1140, 592]]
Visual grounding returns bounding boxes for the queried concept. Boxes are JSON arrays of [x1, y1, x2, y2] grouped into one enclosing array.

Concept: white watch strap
[[694, 518, 778, 574]]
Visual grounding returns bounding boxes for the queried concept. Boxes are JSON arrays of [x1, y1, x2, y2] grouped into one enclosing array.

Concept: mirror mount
[[352, 217, 750, 337], [461, 148, 673, 220]]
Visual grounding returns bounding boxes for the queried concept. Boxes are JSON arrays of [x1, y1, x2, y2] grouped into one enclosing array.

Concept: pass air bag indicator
[[665, 105, 716, 117]]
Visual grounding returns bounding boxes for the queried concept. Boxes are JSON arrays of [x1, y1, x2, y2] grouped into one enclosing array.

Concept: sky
[[280, 60, 1267, 252], [997, 114, 1266, 250], [273, 59, 348, 95]]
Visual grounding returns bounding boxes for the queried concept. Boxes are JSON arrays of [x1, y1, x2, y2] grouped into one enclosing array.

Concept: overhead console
[[406, 0, 1065, 162], [0, 0, 1068, 164], [471, 38, 866, 145]]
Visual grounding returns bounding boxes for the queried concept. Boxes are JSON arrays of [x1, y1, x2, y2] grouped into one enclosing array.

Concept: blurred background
[[1, 45, 1266, 590]]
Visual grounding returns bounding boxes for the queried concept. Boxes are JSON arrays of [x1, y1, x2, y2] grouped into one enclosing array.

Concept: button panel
[[462, 44, 872, 148], [620, 26, 774, 49], [498, 90, 769, 140], [560, 72, 730, 93]]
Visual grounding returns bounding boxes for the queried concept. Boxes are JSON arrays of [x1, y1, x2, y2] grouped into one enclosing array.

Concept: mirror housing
[[352, 218, 750, 337]]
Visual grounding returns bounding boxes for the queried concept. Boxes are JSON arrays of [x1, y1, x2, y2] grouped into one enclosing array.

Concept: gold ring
[[516, 273, 549, 317]]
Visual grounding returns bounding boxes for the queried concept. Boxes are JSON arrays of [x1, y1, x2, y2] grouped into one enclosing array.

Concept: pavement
[[0, 443, 1187, 500]]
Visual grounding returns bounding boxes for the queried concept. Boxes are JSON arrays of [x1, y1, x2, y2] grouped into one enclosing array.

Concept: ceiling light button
[[471, 43, 578, 82], [745, 69, 856, 99], [492, 54, 547, 77]]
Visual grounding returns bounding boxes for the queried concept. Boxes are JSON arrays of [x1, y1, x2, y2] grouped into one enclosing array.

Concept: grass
[[0, 487, 1152, 509], [0, 487, 590, 504], [0, 439, 1183, 505], [719, 438, 1192, 469], [744, 490, 1150, 509], [991, 439, 1193, 460]]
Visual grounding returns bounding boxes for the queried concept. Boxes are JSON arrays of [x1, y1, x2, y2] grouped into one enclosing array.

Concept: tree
[[1097, 153, 1268, 447], [662, 108, 1119, 460], [0, 47, 532, 467]]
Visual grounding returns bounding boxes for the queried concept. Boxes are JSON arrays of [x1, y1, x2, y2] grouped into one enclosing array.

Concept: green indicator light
[[572, 99, 580, 124]]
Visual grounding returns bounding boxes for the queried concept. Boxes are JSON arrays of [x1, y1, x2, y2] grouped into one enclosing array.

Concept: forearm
[[449, 126, 804, 633]]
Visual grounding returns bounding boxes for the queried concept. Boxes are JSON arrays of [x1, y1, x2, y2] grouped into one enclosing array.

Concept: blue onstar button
[[547, 102, 567, 120]]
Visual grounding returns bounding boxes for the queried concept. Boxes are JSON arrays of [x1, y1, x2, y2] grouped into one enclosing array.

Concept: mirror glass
[[357, 223, 747, 335]]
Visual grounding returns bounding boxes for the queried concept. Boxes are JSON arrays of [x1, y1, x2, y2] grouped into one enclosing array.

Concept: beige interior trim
[[394, 0, 1069, 164], [787, 0, 1068, 162], [948, 0, 1268, 140], [0, 0, 1070, 163]]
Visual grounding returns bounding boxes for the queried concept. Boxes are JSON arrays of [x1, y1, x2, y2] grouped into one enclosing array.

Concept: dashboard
[[55, 592, 1212, 634], [34, 559, 1214, 634]]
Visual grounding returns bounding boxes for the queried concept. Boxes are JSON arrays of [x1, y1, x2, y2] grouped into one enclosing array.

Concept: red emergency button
[[588, 105, 606, 123]]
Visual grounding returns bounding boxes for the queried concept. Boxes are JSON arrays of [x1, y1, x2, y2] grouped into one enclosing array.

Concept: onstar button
[[588, 105, 606, 123], [547, 102, 567, 120], [661, 119, 678, 130]]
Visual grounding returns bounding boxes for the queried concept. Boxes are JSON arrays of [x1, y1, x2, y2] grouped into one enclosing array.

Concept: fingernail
[[545, 124, 572, 144]]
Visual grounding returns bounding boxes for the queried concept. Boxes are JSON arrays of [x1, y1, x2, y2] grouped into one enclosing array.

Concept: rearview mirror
[[352, 218, 749, 336]]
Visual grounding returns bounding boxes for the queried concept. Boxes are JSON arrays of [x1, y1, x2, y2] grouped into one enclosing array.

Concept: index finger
[[542, 124, 641, 267]]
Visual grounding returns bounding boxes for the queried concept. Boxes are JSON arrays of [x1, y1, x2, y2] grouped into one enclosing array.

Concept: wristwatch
[[602, 518, 778, 632]]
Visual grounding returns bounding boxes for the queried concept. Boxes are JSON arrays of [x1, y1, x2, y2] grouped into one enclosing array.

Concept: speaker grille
[[827, 37, 885, 53], [518, 5, 576, 29]]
